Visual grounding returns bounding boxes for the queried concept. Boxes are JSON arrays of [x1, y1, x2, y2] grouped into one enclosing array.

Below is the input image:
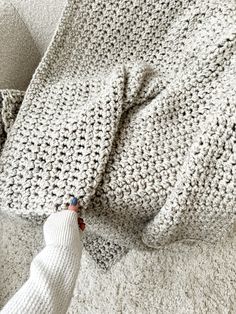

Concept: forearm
[[1, 211, 82, 314]]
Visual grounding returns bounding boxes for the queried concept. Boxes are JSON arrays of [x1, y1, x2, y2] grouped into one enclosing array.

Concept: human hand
[[68, 197, 86, 231]]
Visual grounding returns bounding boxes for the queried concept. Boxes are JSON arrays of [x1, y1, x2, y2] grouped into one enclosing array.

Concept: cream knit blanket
[[0, 0, 235, 269]]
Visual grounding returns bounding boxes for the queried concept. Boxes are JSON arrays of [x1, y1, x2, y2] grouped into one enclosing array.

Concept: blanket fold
[[0, 0, 235, 269], [0, 90, 24, 152]]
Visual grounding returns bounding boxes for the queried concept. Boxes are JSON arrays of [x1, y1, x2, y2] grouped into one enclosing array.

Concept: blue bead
[[70, 197, 78, 206]]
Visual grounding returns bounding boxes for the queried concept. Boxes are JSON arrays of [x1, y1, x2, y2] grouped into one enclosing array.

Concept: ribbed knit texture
[[0, 0, 235, 269], [1, 210, 82, 314]]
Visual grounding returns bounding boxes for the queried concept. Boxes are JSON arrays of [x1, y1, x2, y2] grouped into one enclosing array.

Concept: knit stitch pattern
[[0, 0, 235, 268], [0, 90, 24, 152]]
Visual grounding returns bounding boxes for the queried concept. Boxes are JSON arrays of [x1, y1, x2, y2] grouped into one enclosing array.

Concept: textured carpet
[[1, 212, 236, 313]]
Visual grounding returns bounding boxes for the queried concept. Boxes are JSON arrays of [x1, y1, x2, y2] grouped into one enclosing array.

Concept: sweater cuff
[[43, 211, 81, 249]]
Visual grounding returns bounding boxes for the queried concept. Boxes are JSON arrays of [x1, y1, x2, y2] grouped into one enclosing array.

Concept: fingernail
[[70, 197, 78, 206]]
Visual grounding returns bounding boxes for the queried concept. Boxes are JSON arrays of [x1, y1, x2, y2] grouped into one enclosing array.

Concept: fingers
[[68, 197, 79, 212], [67, 196, 86, 231]]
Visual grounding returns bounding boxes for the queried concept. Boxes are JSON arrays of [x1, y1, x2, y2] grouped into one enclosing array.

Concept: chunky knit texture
[[0, 90, 24, 152], [1, 210, 82, 314], [0, 0, 235, 269]]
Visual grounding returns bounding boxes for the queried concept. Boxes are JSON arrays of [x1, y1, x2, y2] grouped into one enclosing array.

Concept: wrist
[[43, 211, 81, 250]]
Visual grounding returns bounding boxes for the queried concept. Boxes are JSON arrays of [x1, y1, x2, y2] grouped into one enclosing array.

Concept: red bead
[[79, 222, 86, 231], [78, 217, 84, 224]]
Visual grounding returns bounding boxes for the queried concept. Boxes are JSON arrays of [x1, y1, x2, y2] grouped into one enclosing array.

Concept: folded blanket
[[0, 90, 24, 152], [0, 0, 235, 269]]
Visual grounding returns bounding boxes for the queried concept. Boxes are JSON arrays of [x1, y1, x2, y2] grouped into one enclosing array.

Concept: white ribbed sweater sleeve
[[1, 211, 82, 314]]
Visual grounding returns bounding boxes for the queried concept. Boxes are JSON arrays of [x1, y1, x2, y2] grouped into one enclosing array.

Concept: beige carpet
[[1, 212, 236, 313]]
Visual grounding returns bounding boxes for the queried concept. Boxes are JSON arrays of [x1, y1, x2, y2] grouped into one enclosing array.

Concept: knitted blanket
[[0, 0, 235, 270]]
